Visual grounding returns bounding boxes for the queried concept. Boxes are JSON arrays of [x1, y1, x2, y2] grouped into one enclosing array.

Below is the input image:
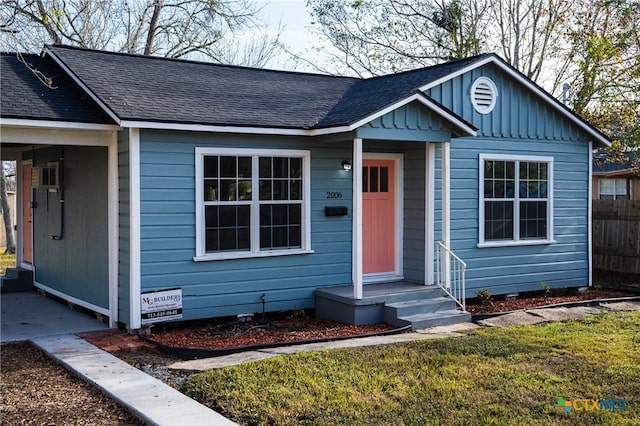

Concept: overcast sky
[[256, 0, 327, 71]]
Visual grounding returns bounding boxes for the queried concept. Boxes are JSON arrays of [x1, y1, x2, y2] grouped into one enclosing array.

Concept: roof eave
[[43, 45, 122, 125]]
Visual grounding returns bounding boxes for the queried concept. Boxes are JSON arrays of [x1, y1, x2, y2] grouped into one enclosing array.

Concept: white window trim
[[478, 153, 555, 248], [194, 147, 312, 261], [598, 177, 628, 200]]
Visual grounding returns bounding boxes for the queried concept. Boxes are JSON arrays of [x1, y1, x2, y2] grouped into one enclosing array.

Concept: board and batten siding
[[430, 63, 592, 296], [117, 130, 131, 323], [137, 130, 353, 320], [32, 146, 110, 309]]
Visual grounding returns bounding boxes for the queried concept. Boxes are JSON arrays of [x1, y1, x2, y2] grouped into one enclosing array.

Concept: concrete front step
[[1, 267, 34, 294], [384, 297, 456, 319], [393, 310, 471, 330]]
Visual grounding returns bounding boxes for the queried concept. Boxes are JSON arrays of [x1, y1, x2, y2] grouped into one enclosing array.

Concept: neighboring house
[[592, 152, 640, 200], [0, 46, 609, 330]]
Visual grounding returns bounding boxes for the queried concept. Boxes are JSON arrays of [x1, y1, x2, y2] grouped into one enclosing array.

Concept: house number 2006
[[326, 191, 343, 199]]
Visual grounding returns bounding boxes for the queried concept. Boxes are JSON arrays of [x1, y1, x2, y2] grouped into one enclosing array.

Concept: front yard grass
[[182, 312, 639, 425], [0, 247, 16, 275]]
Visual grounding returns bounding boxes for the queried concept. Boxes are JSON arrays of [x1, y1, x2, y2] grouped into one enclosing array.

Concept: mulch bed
[[465, 288, 636, 315], [146, 317, 395, 351]]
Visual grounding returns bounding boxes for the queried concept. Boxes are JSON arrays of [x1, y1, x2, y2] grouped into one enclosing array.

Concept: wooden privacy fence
[[592, 200, 640, 273]]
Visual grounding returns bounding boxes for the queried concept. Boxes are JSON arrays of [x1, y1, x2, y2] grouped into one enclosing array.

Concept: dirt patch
[[0, 342, 143, 425]]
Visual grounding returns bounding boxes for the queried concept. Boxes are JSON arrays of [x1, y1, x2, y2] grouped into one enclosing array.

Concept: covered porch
[[315, 98, 474, 329]]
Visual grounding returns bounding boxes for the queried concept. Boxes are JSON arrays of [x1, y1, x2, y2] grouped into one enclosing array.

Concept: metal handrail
[[435, 241, 467, 311]]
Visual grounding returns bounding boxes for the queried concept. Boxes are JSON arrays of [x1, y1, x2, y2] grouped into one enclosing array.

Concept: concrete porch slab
[[1, 292, 108, 343]]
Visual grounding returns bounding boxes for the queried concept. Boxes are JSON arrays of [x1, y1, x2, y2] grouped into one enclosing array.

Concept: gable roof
[[0, 52, 113, 126], [43, 45, 477, 136], [419, 53, 610, 147], [1, 44, 609, 146]]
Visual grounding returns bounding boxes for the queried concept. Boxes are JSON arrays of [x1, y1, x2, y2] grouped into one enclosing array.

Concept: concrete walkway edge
[[31, 334, 238, 426]]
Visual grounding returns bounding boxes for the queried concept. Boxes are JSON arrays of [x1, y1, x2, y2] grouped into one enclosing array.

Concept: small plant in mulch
[[541, 282, 551, 299], [477, 288, 493, 311]]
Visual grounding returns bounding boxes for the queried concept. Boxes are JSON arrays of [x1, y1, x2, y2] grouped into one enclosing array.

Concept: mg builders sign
[[140, 288, 183, 324]]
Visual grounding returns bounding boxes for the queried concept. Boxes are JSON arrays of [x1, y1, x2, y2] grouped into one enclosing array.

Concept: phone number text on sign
[[140, 288, 183, 324]]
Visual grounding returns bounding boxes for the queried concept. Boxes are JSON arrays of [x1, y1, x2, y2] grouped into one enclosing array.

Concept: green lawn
[[183, 312, 639, 425], [0, 247, 16, 275]]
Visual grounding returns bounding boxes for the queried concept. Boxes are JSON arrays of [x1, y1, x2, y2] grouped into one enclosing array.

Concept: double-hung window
[[195, 148, 311, 260], [479, 154, 554, 246], [598, 178, 628, 200]]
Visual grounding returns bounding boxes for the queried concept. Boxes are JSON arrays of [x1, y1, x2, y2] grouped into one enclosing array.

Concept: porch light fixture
[[341, 159, 352, 171]]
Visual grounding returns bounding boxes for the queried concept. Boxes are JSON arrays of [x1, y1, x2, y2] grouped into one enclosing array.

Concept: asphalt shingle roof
[[593, 152, 639, 173], [45, 45, 486, 130], [0, 52, 113, 124]]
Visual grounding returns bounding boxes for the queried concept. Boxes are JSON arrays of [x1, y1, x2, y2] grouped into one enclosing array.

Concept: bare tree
[[489, 0, 575, 84], [0, 0, 284, 66], [306, 0, 490, 76]]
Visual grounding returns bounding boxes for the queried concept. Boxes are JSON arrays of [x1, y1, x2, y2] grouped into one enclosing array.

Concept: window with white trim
[[480, 155, 553, 245], [195, 148, 311, 260], [598, 178, 628, 200]]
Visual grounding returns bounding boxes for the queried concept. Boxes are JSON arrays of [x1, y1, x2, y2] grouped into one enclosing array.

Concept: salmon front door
[[21, 163, 33, 265], [363, 159, 396, 275]]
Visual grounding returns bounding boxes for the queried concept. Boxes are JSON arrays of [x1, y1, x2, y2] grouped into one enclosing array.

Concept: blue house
[[0, 46, 609, 330]]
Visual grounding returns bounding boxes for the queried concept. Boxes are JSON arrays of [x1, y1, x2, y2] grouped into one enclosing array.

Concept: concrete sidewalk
[[31, 334, 238, 426]]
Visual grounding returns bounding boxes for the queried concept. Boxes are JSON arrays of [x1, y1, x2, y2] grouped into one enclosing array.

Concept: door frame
[[362, 152, 404, 282], [17, 160, 33, 270]]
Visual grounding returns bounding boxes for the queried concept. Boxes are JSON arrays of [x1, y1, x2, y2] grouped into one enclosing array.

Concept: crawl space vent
[[470, 77, 498, 114]]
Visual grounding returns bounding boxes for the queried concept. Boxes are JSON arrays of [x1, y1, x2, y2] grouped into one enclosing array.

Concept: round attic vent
[[470, 77, 498, 114]]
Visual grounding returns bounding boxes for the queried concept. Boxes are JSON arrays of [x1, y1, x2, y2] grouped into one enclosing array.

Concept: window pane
[[215, 206, 250, 251], [204, 180, 218, 201], [205, 229, 219, 252], [289, 225, 301, 247], [204, 156, 218, 178], [370, 167, 379, 192], [259, 180, 272, 200], [289, 204, 301, 225], [519, 162, 547, 198], [259, 157, 271, 178], [273, 157, 288, 178], [238, 157, 252, 178], [259, 203, 302, 250], [205, 206, 218, 228], [290, 180, 302, 200], [238, 180, 252, 200], [273, 180, 288, 200], [220, 179, 237, 201], [520, 201, 547, 239], [484, 201, 514, 240], [290, 158, 302, 178], [363, 167, 369, 192], [220, 156, 236, 177], [205, 205, 250, 252], [380, 167, 389, 192]]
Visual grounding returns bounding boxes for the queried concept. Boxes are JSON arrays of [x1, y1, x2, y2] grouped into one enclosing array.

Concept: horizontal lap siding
[[448, 138, 590, 296], [429, 63, 592, 297], [138, 130, 353, 320]]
